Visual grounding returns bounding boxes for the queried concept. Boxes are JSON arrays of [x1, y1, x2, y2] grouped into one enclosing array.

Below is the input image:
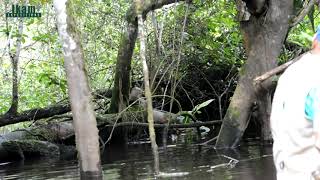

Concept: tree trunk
[[54, 0, 102, 179], [109, 0, 185, 113], [109, 20, 137, 113], [7, 18, 23, 115], [137, 11, 160, 174], [215, 0, 293, 148]]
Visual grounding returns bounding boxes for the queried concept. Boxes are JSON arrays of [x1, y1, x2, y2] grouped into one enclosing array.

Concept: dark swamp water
[[0, 138, 276, 180]]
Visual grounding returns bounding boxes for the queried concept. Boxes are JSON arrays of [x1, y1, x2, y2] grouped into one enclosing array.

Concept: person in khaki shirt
[[270, 27, 320, 180]]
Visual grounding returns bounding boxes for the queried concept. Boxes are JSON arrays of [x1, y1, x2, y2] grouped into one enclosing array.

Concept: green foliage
[[192, 99, 214, 115], [186, 1, 243, 67], [289, 32, 313, 47], [0, 0, 319, 132], [184, 99, 214, 123], [0, 0, 129, 118], [279, 3, 320, 64], [37, 72, 67, 93]]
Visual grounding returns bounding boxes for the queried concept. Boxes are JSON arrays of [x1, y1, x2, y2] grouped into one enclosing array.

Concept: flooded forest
[[0, 0, 317, 179]]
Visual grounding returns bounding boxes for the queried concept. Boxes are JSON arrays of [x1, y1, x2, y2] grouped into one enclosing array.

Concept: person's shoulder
[[284, 52, 319, 73], [278, 52, 320, 83], [278, 53, 307, 82]]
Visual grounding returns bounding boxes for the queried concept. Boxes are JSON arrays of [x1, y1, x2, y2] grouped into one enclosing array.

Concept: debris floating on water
[[157, 171, 190, 177]]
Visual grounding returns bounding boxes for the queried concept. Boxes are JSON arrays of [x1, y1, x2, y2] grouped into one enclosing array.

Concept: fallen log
[[2, 140, 60, 160], [0, 104, 71, 127], [0, 88, 112, 127], [0, 107, 220, 161], [0, 122, 75, 161]]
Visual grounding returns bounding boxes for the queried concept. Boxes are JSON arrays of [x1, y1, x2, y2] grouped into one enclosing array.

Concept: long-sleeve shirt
[[270, 52, 320, 179]]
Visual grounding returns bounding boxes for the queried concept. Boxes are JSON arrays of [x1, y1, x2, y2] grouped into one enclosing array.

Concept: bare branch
[[253, 53, 305, 85], [290, 0, 316, 27]]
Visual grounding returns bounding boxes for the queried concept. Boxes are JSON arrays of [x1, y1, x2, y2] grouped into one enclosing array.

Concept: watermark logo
[[6, 4, 41, 18]]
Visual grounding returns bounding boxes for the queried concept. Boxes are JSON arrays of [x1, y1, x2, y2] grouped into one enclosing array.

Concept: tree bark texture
[[7, 18, 23, 115], [54, 0, 102, 179], [215, 0, 293, 148], [109, 20, 137, 113], [109, 0, 185, 113], [137, 12, 160, 174], [0, 122, 74, 160]]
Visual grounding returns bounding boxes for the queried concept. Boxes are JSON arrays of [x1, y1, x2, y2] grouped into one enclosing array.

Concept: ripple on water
[[0, 142, 275, 180]]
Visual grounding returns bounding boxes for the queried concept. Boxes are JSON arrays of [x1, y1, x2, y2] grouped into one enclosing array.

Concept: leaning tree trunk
[[109, 15, 138, 113], [109, 0, 185, 113], [215, 0, 293, 148], [54, 0, 102, 179]]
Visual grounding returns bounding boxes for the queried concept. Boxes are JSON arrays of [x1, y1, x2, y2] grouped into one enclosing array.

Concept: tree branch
[[290, 0, 316, 27], [0, 104, 71, 127], [126, 0, 185, 23], [0, 89, 112, 127], [253, 53, 305, 85]]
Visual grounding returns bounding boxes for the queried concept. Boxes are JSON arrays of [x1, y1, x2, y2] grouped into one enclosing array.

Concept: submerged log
[[0, 108, 220, 161], [0, 122, 75, 161], [2, 140, 60, 160]]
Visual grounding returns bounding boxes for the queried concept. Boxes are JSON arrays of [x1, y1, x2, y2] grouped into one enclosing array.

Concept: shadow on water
[[0, 140, 276, 179]]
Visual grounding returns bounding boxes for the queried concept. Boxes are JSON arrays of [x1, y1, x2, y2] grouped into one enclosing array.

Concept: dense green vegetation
[[0, 0, 317, 134]]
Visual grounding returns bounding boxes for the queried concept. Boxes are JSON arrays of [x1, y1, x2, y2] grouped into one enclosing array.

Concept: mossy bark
[[54, 0, 102, 178], [109, 21, 137, 113], [0, 122, 75, 160], [215, 0, 293, 148], [2, 140, 60, 159]]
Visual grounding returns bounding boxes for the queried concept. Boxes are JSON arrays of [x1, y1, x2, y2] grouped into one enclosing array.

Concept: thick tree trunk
[[109, 0, 185, 113], [215, 0, 293, 148], [54, 0, 102, 179], [109, 21, 137, 113]]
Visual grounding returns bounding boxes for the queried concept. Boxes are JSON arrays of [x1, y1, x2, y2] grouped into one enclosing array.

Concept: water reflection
[[0, 141, 276, 179]]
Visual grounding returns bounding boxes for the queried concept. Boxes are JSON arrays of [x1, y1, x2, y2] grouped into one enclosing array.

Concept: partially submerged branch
[[102, 120, 221, 129]]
